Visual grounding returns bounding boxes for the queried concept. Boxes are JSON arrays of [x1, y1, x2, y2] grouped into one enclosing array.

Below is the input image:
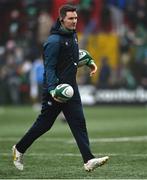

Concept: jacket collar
[[50, 18, 76, 35]]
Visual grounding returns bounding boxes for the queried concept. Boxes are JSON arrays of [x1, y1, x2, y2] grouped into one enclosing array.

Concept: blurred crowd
[[0, 0, 147, 105]]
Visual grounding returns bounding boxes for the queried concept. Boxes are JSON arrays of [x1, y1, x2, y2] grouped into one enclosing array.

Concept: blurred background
[[0, 0, 147, 107]]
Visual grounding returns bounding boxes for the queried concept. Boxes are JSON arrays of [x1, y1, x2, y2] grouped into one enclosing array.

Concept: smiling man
[[12, 4, 109, 172]]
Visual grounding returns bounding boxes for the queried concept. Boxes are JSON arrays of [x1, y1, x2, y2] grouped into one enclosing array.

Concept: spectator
[[30, 57, 44, 109], [37, 10, 53, 45], [96, 57, 111, 89]]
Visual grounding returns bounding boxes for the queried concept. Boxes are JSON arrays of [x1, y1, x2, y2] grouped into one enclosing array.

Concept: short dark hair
[[59, 4, 77, 19]]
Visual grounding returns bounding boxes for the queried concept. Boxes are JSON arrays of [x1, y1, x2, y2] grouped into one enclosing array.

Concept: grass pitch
[[0, 105, 147, 179]]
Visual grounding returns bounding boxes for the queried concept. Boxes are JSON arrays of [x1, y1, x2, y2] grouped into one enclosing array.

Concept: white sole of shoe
[[84, 156, 109, 172], [12, 145, 24, 171]]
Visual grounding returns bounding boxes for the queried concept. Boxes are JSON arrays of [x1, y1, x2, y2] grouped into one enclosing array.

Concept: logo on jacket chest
[[75, 38, 78, 44], [64, 38, 78, 46], [65, 42, 69, 46]]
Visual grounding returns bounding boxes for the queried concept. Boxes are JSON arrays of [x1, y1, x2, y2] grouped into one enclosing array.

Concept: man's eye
[[69, 17, 77, 20]]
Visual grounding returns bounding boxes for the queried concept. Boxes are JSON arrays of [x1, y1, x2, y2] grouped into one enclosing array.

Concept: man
[[12, 4, 109, 172]]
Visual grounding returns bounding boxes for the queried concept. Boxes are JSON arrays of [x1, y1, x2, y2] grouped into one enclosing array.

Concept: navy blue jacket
[[43, 19, 79, 93]]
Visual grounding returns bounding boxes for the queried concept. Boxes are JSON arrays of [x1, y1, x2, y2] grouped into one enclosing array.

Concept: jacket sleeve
[[43, 36, 60, 92]]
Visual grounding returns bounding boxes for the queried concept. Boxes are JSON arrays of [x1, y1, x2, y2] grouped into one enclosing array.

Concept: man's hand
[[89, 62, 97, 76], [53, 96, 64, 103], [50, 89, 65, 103]]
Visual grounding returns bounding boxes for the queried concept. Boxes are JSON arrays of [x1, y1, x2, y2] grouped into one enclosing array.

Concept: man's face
[[62, 11, 78, 30]]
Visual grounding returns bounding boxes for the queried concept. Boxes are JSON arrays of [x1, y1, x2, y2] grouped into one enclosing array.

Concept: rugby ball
[[79, 49, 94, 67], [54, 84, 74, 102], [79, 49, 91, 61]]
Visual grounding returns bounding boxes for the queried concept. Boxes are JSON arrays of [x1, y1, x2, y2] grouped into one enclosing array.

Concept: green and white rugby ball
[[79, 49, 94, 67], [79, 49, 90, 60], [55, 84, 74, 102]]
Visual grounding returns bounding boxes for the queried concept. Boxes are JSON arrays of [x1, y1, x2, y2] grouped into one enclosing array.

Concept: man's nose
[[73, 18, 77, 23]]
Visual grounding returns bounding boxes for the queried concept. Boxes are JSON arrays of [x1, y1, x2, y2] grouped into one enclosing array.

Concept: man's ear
[[59, 17, 63, 22]]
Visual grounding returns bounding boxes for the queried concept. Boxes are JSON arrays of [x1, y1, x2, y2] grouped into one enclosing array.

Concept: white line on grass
[[1, 152, 147, 157], [77, 136, 147, 143], [1, 136, 147, 143]]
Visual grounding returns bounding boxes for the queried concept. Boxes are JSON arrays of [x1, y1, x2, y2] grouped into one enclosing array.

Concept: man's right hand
[[50, 90, 65, 103]]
